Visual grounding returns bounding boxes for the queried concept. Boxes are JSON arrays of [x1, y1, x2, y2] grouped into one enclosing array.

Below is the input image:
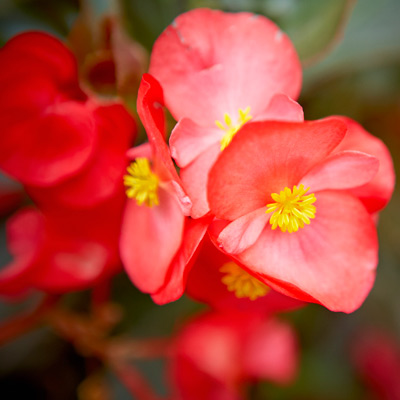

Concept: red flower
[[207, 117, 392, 312], [186, 235, 304, 314], [120, 74, 209, 304], [351, 329, 400, 400], [0, 195, 125, 296], [170, 311, 298, 400], [149, 9, 303, 217], [0, 32, 136, 207]]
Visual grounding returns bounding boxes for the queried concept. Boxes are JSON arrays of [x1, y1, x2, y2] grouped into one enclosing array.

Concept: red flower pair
[[122, 8, 394, 313]]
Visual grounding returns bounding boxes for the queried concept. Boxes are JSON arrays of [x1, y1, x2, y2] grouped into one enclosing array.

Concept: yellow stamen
[[123, 158, 159, 207], [266, 184, 316, 233], [215, 107, 252, 150], [220, 262, 269, 300]]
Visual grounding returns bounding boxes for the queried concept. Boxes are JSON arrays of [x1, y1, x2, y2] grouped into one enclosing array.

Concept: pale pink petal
[[170, 118, 221, 167], [256, 93, 304, 122], [181, 143, 221, 218], [301, 150, 379, 192], [217, 208, 269, 254]]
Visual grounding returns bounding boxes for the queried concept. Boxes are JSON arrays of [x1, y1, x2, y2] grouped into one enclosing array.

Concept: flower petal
[[217, 208, 269, 254], [301, 150, 379, 192], [170, 118, 221, 168], [208, 118, 347, 220], [235, 191, 378, 313], [120, 187, 185, 294], [150, 9, 301, 126], [333, 116, 395, 213], [151, 216, 210, 304]]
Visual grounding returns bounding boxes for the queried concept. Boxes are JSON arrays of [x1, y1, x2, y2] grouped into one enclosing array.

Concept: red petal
[[0, 101, 97, 186], [137, 74, 190, 211], [151, 216, 210, 304], [27, 102, 135, 207]]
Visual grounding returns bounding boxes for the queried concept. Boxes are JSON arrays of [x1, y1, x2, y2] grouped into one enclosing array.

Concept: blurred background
[[0, 0, 399, 399]]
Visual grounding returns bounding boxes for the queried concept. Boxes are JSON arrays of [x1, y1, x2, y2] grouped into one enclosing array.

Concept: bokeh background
[[0, 0, 399, 399]]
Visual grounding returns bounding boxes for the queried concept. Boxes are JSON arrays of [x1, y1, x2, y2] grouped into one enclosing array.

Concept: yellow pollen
[[215, 107, 252, 150], [266, 184, 316, 233], [220, 262, 269, 301], [123, 158, 159, 207]]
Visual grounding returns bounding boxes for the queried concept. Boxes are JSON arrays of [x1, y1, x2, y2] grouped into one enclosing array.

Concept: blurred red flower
[[351, 329, 400, 400], [170, 310, 298, 400], [0, 32, 136, 208]]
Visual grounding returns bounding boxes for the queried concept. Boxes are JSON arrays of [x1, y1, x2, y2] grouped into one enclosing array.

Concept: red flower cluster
[[120, 8, 394, 313], [0, 9, 394, 313], [0, 32, 136, 295]]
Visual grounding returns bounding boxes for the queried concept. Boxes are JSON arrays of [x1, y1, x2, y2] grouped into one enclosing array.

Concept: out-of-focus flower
[[69, 10, 148, 96], [170, 310, 298, 400], [0, 194, 125, 296], [0, 32, 136, 208], [207, 117, 392, 312], [120, 74, 209, 304], [351, 329, 400, 400], [186, 235, 304, 314], [149, 8, 303, 217]]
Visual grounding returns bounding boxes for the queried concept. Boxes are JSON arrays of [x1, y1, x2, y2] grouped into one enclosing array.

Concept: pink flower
[[120, 74, 209, 304], [207, 117, 393, 312], [149, 9, 303, 217], [170, 310, 298, 400]]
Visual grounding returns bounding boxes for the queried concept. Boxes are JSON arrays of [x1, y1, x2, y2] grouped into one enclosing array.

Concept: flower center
[[266, 184, 316, 233], [220, 262, 269, 300], [215, 107, 252, 150], [123, 158, 159, 207]]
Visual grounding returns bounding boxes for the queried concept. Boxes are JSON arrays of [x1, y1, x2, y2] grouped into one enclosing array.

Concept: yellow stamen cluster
[[266, 184, 316, 233], [123, 158, 159, 207], [220, 262, 269, 301], [216, 107, 252, 150]]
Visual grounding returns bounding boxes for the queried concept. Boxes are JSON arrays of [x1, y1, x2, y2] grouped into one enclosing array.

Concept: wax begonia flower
[[0, 195, 125, 296], [186, 235, 304, 314], [120, 74, 209, 303], [170, 310, 298, 400], [207, 117, 387, 313], [26, 102, 136, 208], [0, 31, 93, 187], [0, 31, 136, 208], [149, 8, 303, 217]]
